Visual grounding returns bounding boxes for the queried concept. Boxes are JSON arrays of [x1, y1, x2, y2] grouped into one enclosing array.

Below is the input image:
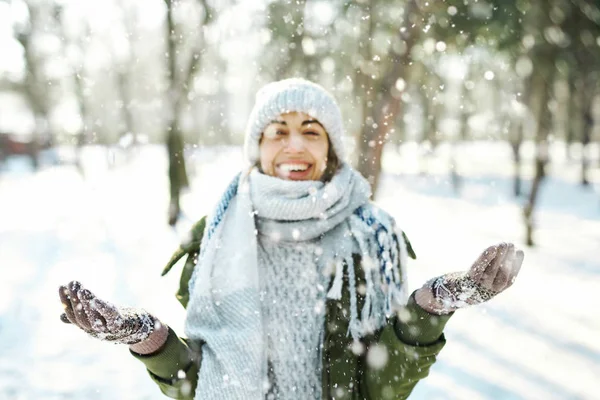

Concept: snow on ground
[[0, 142, 598, 399]]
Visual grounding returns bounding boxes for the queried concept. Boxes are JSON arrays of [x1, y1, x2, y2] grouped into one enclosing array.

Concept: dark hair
[[320, 137, 340, 182]]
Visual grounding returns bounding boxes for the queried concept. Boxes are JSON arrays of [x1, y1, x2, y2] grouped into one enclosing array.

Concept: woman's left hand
[[415, 242, 524, 315]]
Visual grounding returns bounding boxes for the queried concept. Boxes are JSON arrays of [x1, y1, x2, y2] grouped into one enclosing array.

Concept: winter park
[[1, 1, 600, 400]]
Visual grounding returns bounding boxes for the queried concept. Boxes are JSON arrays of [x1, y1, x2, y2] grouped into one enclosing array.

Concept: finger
[[505, 249, 524, 289], [90, 296, 122, 332], [68, 281, 92, 331], [473, 243, 504, 284], [469, 245, 498, 282], [60, 313, 72, 324], [492, 247, 516, 291], [78, 289, 108, 333], [481, 243, 512, 288], [58, 285, 78, 325]]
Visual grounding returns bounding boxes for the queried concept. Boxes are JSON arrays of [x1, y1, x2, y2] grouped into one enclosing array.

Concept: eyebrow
[[269, 119, 324, 128], [302, 120, 323, 127]]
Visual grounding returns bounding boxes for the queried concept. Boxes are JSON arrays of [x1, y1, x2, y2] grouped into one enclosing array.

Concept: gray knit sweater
[[258, 235, 329, 400]]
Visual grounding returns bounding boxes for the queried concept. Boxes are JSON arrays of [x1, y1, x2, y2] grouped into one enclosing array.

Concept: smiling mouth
[[278, 163, 312, 172], [276, 162, 313, 179]]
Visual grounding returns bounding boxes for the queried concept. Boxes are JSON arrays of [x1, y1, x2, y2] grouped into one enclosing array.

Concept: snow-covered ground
[[0, 142, 599, 399]]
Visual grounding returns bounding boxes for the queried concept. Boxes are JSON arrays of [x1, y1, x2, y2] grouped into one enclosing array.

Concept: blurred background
[[0, 0, 599, 399]]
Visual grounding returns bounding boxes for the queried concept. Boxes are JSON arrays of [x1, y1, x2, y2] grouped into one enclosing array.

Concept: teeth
[[280, 163, 309, 172]]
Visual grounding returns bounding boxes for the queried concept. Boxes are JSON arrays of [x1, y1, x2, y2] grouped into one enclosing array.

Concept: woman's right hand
[[58, 280, 162, 347]]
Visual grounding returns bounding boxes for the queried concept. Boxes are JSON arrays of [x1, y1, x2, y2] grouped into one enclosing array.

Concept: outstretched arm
[[59, 281, 201, 399], [369, 243, 524, 399]]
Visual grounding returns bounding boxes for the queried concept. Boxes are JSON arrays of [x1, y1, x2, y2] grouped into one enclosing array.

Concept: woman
[[59, 78, 524, 400]]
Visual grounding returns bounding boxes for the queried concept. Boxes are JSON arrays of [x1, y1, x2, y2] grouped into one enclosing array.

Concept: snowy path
[[1, 145, 599, 399]]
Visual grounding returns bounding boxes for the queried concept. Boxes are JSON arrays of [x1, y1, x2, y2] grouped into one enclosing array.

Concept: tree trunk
[[356, 0, 418, 197], [165, 0, 190, 226], [424, 73, 441, 150], [354, 2, 377, 189], [510, 111, 524, 197], [524, 64, 553, 246], [566, 76, 580, 161], [357, 97, 403, 193], [73, 71, 88, 175], [418, 90, 430, 176], [581, 109, 592, 186], [17, 5, 48, 170], [449, 145, 461, 194], [451, 77, 473, 195], [117, 71, 136, 147], [59, 15, 91, 176], [167, 126, 188, 225], [281, 0, 316, 80], [511, 139, 522, 197], [455, 101, 469, 192], [512, 68, 534, 198]]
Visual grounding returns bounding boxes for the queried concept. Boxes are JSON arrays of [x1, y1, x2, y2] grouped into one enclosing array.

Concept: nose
[[283, 133, 305, 153]]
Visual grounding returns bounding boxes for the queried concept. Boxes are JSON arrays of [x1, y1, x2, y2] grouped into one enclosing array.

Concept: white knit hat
[[243, 78, 345, 165]]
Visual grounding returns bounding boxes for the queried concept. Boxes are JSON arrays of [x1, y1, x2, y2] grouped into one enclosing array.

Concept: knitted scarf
[[184, 163, 409, 399]]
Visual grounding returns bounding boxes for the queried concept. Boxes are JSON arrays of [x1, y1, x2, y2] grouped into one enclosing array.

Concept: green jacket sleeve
[[365, 293, 452, 400], [132, 217, 207, 399], [130, 327, 202, 400]]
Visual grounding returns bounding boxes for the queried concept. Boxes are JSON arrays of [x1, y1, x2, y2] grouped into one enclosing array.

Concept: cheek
[[259, 143, 277, 173], [308, 140, 329, 178], [314, 141, 329, 166]]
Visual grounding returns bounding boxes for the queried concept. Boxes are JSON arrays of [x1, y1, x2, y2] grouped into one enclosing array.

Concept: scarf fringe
[[326, 259, 345, 300], [344, 206, 408, 339]]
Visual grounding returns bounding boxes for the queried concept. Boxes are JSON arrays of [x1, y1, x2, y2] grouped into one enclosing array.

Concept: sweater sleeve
[[130, 327, 202, 400], [365, 291, 453, 400]]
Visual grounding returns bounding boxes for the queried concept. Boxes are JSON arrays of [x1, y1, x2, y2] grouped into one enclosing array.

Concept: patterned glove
[[59, 281, 158, 345], [416, 242, 524, 314]]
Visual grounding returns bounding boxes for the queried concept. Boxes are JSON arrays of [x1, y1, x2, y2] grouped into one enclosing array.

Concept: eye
[[263, 128, 287, 140], [304, 131, 319, 136]]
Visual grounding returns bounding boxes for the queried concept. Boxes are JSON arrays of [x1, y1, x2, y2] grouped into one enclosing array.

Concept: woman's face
[[259, 112, 330, 181]]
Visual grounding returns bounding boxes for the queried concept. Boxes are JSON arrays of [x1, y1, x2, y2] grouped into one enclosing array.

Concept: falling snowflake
[[367, 344, 389, 370]]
